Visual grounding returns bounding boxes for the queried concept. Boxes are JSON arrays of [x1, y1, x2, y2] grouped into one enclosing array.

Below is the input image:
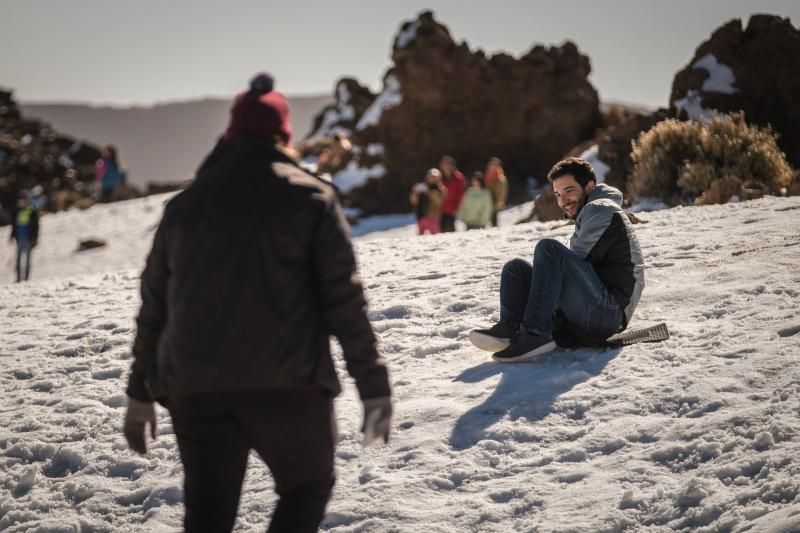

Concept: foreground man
[[471, 157, 644, 362], [123, 73, 392, 532]]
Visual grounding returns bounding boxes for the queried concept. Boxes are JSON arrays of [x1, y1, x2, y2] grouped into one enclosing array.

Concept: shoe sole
[[469, 331, 511, 352], [492, 341, 557, 363]]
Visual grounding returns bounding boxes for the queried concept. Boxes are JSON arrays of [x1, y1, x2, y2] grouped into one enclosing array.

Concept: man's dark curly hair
[[547, 157, 597, 187]]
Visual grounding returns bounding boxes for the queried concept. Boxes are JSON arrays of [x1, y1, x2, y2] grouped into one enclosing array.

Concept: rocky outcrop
[[670, 14, 800, 168], [592, 109, 671, 191], [303, 11, 601, 213], [551, 13, 800, 217], [0, 88, 104, 225], [304, 78, 377, 142]]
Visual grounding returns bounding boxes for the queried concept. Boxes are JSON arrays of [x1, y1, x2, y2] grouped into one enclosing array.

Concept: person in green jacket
[[458, 172, 493, 230]]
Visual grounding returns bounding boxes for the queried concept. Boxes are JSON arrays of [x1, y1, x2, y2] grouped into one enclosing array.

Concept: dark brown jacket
[[127, 137, 390, 403]]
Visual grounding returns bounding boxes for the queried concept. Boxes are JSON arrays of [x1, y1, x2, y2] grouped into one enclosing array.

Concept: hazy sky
[[3, 0, 798, 108]]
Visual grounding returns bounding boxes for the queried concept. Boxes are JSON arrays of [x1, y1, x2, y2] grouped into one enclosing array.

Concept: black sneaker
[[469, 321, 518, 352], [492, 327, 556, 363]]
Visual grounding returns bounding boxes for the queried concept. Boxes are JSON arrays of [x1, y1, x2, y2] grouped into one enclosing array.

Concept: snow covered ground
[[2, 194, 800, 532]]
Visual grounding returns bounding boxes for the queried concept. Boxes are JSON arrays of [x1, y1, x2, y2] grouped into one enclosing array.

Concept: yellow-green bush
[[629, 112, 794, 205]]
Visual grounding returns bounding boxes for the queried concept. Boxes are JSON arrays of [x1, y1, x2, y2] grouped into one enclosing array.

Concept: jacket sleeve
[[312, 194, 390, 400], [127, 216, 170, 402], [569, 202, 615, 259]]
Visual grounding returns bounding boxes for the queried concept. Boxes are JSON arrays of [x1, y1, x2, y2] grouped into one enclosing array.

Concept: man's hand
[[361, 396, 392, 446], [123, 397, 157, 454]]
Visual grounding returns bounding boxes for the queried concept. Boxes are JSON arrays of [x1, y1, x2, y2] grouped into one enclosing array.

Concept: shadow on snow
[[449, 347, 621, 450]]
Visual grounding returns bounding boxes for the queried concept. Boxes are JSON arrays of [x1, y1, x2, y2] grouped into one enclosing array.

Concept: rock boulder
[[670, 14, 800, 168], [303, 11, 601, 213]]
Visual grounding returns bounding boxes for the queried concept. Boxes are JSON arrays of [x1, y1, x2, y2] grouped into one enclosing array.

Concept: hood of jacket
[[587, 183, 624, 207]]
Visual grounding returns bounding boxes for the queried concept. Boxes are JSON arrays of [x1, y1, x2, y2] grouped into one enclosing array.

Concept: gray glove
[[361, 396, 392, 446], [124, 397, 157, 454]]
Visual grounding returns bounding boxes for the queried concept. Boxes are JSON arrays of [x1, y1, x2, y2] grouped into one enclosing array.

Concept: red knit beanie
[[225, 73, 292, 145]]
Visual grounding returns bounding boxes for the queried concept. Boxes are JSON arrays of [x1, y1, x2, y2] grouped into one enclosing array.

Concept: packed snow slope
[[1, 194, 800, 532]]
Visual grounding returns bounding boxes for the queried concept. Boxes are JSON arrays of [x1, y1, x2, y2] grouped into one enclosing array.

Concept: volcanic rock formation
[[304, 10, 602, 213], [671, 14, 800, 168], [0, 88, 104, 225]]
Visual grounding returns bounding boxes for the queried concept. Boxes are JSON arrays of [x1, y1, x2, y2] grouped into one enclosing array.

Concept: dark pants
[[100, 187, 114, 203], [16, 238, 32, 282], [500, 238, 623, 338], [491, 210, 499, 227], [168, 387, 336, 533], [440, 213, 456, 233]]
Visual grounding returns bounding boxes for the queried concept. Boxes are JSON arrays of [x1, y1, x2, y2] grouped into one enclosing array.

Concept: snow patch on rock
[[579, 145, 610, 183], [366, 143, 385, 157], [674, 54, 737, 121], [307, 81, 356, 140], [674, 90, 714, 121], [333, 161, 387, 193], [357, 75, 402, 130], [693, 53, 738, 94], [396, 20, 420, 49]]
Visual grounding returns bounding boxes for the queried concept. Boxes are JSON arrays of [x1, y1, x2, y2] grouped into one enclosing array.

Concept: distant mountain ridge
[[21, 94, 332, 186]]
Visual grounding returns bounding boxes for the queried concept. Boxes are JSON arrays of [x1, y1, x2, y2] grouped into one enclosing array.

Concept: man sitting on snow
[[470, 157, 645, 362]]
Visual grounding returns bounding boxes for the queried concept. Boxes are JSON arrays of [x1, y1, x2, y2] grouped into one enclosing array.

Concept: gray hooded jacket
[[569, 183, 644, 327]]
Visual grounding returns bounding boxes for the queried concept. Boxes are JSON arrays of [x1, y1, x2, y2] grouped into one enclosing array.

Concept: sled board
[[556, 322, 670, 349], [604, 322, 670, 346]]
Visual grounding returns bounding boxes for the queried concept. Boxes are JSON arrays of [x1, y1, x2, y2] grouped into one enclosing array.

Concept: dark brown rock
[[670, 15, 800, 168], [595, 109, 671, 191], [146, 180, 189, 196], [0, 89, 21, 120], [517, 188, 563, 223], [0, 88, 154, 225], [77, 238, 107, 251], [303, 11, 601, 213], [0, 89, 102, 223]]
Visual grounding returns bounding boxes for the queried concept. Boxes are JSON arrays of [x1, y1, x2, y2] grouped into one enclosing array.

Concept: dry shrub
[[789, 171, 800, 197], [630, 112, 794, 205]]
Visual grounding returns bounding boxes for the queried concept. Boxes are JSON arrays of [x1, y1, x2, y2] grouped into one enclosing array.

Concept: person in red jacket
[[438, 155, 466, 232]]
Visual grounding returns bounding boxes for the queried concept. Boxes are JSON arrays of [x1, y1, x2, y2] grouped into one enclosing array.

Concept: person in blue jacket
[[9, 192, 39, 282], [96, 145, 123, 202]]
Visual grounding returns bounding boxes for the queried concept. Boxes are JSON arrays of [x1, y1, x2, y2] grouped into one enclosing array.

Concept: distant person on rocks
[[457, 172, 493, 230], [317, 131, 352, 174], [484, 157, 508, 226], [438, 155, 466, 232], [96, 145, 123, 203], [123, 72, 392, 533], [409, 168, 447, 235], [9, 191, 39, 282], [470, 157, 644, 362]]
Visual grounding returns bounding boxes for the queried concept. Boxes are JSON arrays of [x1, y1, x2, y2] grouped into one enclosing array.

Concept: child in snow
[[409, 168, 447, 235], [457, 172, 493, 230]]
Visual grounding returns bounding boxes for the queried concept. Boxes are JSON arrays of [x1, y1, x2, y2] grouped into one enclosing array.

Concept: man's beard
[[564, 190, 589, 220]]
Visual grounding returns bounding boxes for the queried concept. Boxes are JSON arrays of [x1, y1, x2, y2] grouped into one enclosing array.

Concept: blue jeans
[[499, 239, 623, 339], [16, 238, 32, 282]]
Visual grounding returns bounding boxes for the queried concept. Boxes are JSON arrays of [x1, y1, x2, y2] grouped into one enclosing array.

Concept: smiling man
[[470, 157, 644, 362]]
